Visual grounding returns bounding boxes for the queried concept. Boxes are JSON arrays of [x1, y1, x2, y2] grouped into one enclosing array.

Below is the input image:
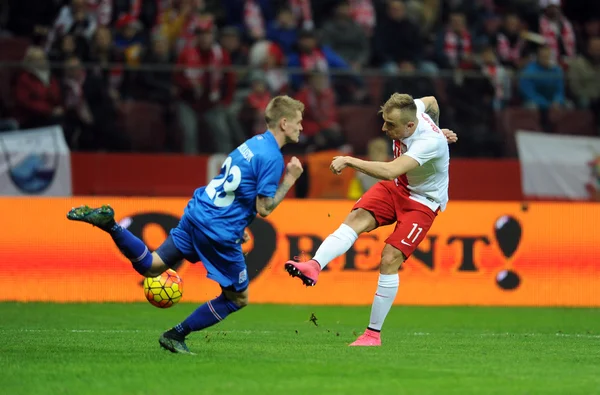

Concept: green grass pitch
[[1, 303, 599, 395]]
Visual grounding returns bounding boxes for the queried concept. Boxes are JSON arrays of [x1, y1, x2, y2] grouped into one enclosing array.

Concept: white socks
[[312, 224, 359, 269], [312, 224, 398, 332], [368, 273, 399, 331]]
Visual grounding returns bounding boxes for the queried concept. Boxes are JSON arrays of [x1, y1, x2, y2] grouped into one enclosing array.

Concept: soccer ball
[[143, 269, 183, 308]]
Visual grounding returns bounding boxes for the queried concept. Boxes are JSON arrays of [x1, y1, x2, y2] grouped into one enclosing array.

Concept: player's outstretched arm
[[256, 157, 303, 217], [419, 96, 440, 126], [330, 155, 419, 181]]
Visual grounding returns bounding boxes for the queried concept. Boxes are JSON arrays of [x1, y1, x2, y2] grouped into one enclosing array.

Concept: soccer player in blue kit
[[66, 95, 305, 354]]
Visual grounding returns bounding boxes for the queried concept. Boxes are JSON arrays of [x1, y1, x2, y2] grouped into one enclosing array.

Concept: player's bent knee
[[380, 246, 406, 274], [142, 252, 170, 277], [233, 295, 249, 308], [223, 289, 249, 308]]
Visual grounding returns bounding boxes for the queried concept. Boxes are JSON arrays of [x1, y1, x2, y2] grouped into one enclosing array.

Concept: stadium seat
[[0, 37, 30, 62], [549, 109, 596, 136], [119, 101, 167, 152], [498, 107, 542, 157], [366, 76, 384, 105]]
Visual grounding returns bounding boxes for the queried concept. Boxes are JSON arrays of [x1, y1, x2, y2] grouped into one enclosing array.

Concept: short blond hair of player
[[285, 93, 458, 347], [265, 95, 305, 131]]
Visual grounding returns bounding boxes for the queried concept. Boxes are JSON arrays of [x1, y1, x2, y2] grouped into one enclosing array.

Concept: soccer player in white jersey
[[285, 93, 454, 346]]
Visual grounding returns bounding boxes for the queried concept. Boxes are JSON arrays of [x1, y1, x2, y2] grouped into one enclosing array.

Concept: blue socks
[[109, 224, 152, 276], [175, 293, 241, 336]]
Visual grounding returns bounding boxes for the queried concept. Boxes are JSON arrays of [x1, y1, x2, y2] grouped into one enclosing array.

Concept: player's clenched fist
[[330, 156, 351, 174], [442, 128, 458, 144], [286, 156, 304, 179]]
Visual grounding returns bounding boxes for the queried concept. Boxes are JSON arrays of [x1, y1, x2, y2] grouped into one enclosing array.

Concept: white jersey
[[391, 99, 449, 212]]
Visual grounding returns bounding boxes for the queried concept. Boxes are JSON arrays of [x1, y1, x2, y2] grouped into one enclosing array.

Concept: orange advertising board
[[0, 198, 599, 306]]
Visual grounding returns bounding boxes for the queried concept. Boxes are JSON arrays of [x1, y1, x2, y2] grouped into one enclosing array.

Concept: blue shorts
[[156, 215, 248, 292]]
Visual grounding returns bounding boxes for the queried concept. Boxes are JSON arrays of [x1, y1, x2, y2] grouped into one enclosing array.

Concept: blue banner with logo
[[0, 126, 72, 196]]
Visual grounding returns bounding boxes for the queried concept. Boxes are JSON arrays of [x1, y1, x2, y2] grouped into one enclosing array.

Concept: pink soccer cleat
[[284, 259, 321, 286], [349, 329, 381, 347]]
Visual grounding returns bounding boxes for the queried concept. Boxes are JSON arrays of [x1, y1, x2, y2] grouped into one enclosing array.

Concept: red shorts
[[352, 180, 438, 258]]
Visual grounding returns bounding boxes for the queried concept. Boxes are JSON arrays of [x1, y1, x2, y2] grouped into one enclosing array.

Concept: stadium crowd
[[0, 0, 598, 158]]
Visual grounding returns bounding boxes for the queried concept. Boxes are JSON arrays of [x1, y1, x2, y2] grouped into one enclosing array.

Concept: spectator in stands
[[87, 0, 112, 27], [347, 0, 376, 37], [138, 32, 175, 101], [445, 44, 501, 157], [86, 27, 128, 98], [294, 71, 346, 153], [436, 10, 476, 70], [381, 61, 436, 105], [476, 12, 502, 49], [496, 12, 529, 70], [45, 0, 97, 54], [220, 26, 248, 66], [568, 37, 600, 132], [519, 45, 565, 110], [174, 24, 245, 154], [248, 40, 289, 94], [266, 6, 298, 56], [173, 2, 216, 55], [114, 14, 145, 66], [219, 26, 249, 124], [480, 45, 511, 110], [538, 0, 576, 67], [12, 46, 63, 130], [438, 0, 494, 29], [286, 0, 314, 30], [63, 55, 130, 151], [48, 33, 90, 78], [111, 0, 160, 34], [287, 29, 364, 103], [580, 18, 600, 53], [222, 0, 273, 43], [321, 0, 370, 72], [157, 0, 195, 51], [137, 32, 177, 150], [239, 70, 272, 136], [62, 55, 93, 148], [406, 0, 440, 36], [374, 0, 422, 73]]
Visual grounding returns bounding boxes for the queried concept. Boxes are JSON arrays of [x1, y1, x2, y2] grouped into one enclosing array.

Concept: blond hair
[[265, 95, 305, 129], [379, 93, 417, 124]]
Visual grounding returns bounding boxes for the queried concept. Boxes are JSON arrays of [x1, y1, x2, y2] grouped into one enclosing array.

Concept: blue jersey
[[184, 131, 284, 245]]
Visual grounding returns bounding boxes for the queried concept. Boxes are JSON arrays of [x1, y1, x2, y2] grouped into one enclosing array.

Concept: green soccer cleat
[[159, 330, 195, 355], [66, 205, 115, 231]]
